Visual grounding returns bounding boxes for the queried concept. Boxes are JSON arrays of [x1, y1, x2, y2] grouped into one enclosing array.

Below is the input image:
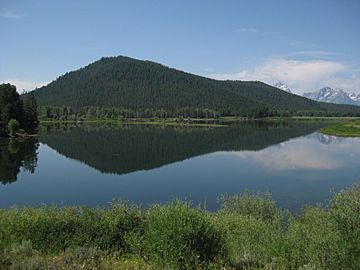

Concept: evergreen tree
[[0, 84, 39, 136], [23, 92, 39, 133], [0, 84, 24, 136]]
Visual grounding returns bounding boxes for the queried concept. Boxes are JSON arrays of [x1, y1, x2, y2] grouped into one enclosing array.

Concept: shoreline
[[319, 120, 360, 137]]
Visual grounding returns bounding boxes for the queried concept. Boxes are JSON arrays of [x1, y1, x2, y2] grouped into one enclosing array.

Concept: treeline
[[0, 84, 38, 137], [38, 106, 278, 120], [38, 105, 360, 121], [28, 56, 360, 117]]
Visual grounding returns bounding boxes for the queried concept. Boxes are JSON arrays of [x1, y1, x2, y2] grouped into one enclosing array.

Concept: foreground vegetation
[[1, 183, 359, 269], [319, 119, 360, 137]]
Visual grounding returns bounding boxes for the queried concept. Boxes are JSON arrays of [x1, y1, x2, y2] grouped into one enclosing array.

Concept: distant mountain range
[[26, 56, 360, 116], [273, 81, 360, 106], [304, 87, 360, 106]]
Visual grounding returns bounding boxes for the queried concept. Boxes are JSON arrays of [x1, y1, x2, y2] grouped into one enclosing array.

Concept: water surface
[[1, 121, 359, 211]]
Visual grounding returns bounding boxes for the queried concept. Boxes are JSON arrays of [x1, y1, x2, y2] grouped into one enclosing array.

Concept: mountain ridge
[[27, 56, 360, 117], [303, 87, 360, 106]]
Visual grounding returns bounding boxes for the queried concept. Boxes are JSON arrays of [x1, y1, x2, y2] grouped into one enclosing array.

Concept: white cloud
[[220, 133, 360, 171], [208, 58, 360, 94], [1, 79, 49, 92]]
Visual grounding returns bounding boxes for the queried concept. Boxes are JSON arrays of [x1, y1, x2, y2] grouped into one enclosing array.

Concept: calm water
[[1, 121, 359, 211]]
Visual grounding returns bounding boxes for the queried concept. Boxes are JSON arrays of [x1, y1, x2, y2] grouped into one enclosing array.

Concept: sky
[[1, 0, 360, 95]]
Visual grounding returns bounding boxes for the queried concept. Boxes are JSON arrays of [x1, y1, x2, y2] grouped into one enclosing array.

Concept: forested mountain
[[29, 56, 360, 117]]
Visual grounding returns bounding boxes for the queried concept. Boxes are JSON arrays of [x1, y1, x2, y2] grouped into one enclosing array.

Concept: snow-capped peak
[[349, 92, 360, 102], [274, 81, 292, 93], [303, 87, 360, 106]]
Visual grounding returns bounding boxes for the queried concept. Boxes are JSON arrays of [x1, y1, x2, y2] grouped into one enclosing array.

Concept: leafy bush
[[329, 183, 360, 269], [0, 202, 144, 253], [1, 185, 360, 269], [141, 201, 225, 269], [212, 212, 285, 269], [284, 207, 342, 270], [0, 240, 48, 270], [218, 191, 285, 226], [52, 246, 103, 269]]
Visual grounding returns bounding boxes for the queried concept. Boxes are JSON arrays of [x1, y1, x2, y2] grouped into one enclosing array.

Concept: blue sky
[[1, 0, 359, 94]]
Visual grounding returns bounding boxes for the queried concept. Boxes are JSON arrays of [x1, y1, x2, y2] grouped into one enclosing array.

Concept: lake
[[1, 121, 359, 211]]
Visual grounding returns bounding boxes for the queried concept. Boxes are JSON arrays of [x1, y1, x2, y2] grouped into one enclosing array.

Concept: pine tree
[[0, 84, 39, 136], [23, 92, 39, 133]]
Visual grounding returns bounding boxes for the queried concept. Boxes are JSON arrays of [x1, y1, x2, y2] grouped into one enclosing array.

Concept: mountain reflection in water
[[37, 121, 326, 175], [1, 121, 359, 211]]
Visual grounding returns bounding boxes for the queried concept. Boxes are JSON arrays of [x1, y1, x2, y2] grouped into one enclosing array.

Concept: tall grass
[[0, 183, 359, 269], [140, 201, 225, 269], [0, 202, 144, 254]]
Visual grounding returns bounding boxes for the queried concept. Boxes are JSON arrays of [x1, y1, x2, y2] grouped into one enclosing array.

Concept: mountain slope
[[304, 87, 360, 106], [30, 56, 360, 115]]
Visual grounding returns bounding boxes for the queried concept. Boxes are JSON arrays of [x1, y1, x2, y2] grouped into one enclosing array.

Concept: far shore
[[319, 119, 360, 137], [38, 116, 360, 126]]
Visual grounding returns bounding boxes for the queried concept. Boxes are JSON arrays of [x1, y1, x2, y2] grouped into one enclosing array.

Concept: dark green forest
[[39, 121, 326, 175], [0, 84, 38, 137], [27, 56, 360, 119]]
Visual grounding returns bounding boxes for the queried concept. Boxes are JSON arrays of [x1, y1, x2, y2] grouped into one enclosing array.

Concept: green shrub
[[0, 203, 144, 253], [141, 201, 225, 269], [0, 226, 13, 251], [213, 212, 285, 269], [53, 246, 103, 269], [329, 183, 360, 269], [1, 185, 360, 269], [284, 206, 342, 270], [1, 240, 48, 270], [0, 250, 12, 270], [218, 191, 284, 226]]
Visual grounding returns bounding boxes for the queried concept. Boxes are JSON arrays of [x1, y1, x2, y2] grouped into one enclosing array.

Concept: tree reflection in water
[[0, 138, 39, 184]]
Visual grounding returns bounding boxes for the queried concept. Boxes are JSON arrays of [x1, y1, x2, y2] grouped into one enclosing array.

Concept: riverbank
[[39, 116, 360, 128], [40, 117, 229, 128], [1, 183, 359, 269], [291, 116, 360, 121], [319, 120, 360, 137]]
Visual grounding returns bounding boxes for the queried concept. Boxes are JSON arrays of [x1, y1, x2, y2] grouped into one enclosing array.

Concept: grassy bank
[[319, 120, 360, 137], [40, 116, 360, 126], [1, 184, 359, 269], [292, 116, 360, 120]]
